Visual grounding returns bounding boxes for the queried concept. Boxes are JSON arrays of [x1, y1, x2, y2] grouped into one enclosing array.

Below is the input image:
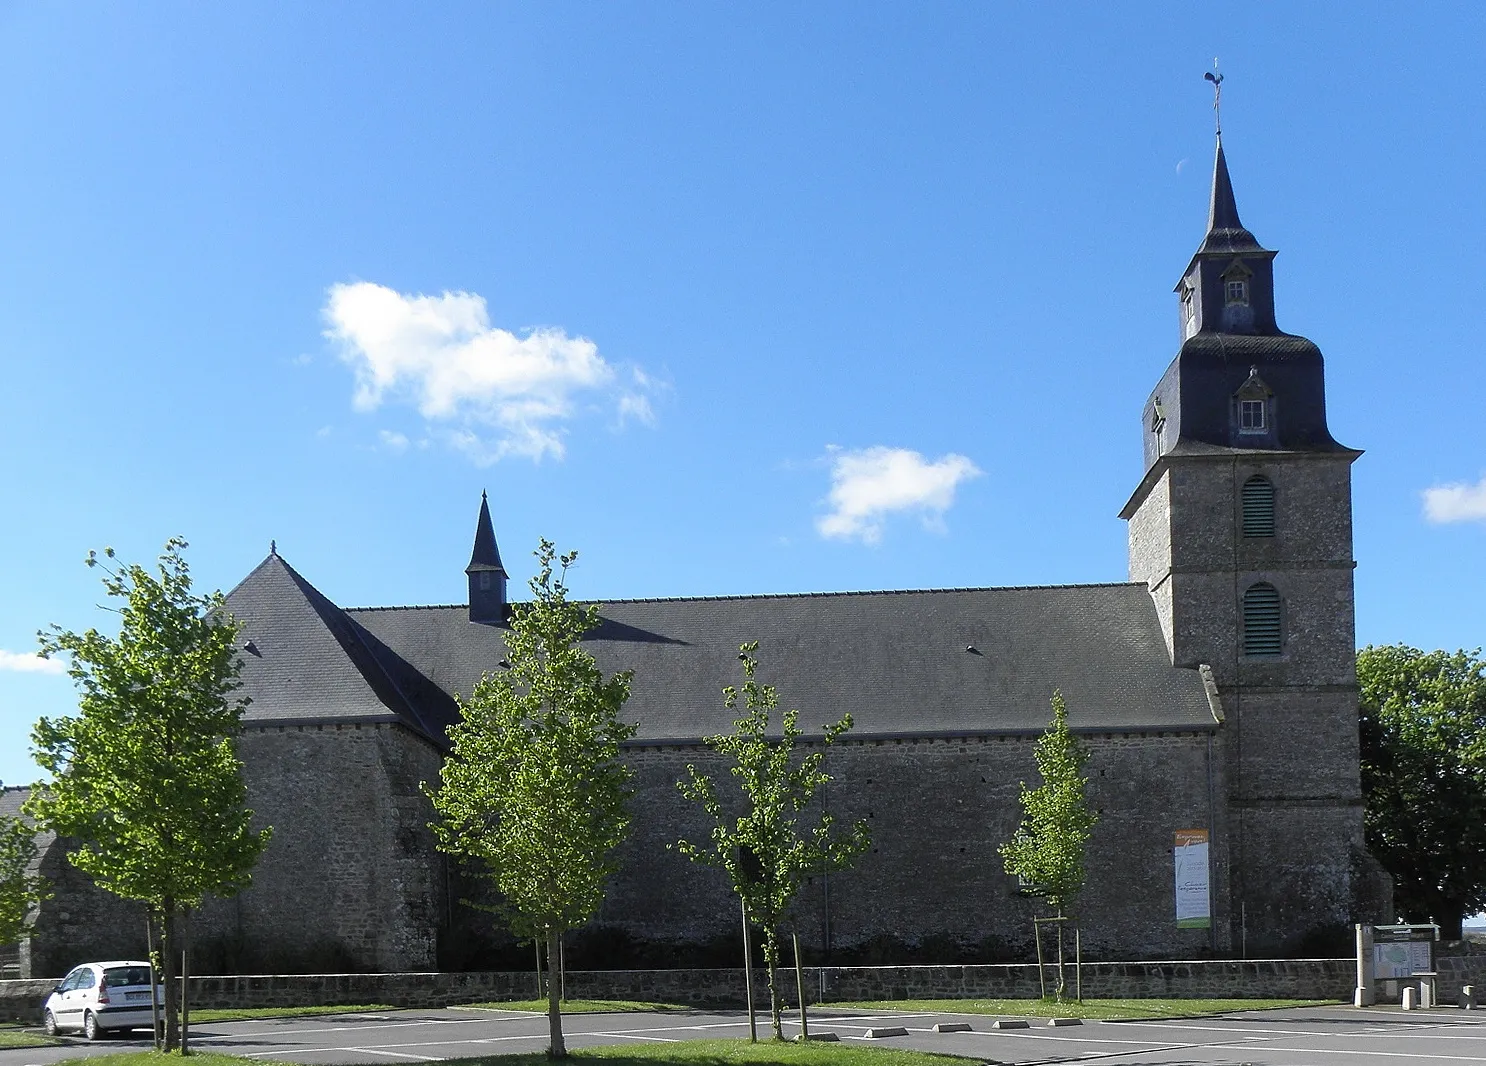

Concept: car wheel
[[43, 1010, 59, 1036], [83, 1011, 107, 1040]]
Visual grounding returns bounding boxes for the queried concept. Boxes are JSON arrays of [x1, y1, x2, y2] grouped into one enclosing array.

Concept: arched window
[[1242, 583, 1282, 657], [1242, 476, 1275, 537]]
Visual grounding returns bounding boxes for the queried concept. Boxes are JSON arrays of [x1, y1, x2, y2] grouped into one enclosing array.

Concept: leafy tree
[[999, 690, 1097, 999], [675, 642, 869, 1041], [426, 540, 635, 1059], [25, 539, 271, 1051], [0, 792, 47, 946], [1359, 643, 1486, 939]]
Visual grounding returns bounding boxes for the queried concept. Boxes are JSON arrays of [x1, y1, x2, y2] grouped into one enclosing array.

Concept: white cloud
[[1423, 475, 1486, 524], [817, 446, 982, 545], [323, 281, 652, 462], [379, 429, 410, 453], [0, 649, 65, 675]]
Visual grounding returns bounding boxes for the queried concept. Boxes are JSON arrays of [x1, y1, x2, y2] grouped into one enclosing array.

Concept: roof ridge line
[[342, 581, 1147, 612]]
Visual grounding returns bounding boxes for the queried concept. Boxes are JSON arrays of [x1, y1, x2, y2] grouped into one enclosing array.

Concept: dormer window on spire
[[1221, 259, 1252, 306], [1232, 367, 1276, 442]]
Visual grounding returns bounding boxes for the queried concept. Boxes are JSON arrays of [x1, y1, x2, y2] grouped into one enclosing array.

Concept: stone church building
[[16, 136, 1390, 977]]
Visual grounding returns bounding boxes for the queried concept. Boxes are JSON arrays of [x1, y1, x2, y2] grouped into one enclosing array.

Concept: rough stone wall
[[24, 837, 150, 978], [593, 730, 1225, 963], [1126, 449, 1378, 956], [0, 959, 1391, 1024], [1127, 467, 1175, 659], [193, 722, 446, 973]]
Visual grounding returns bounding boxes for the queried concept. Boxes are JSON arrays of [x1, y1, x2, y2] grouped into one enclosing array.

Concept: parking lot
[[6, 1003, 1486, 1066]]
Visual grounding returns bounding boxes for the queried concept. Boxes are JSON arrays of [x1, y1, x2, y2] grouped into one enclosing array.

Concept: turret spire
[[465, 490, 508, 624]]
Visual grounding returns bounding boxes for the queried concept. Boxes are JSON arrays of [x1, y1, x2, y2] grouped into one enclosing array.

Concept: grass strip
[[188, 1003, 399, 1023], [460, 999, 695, 1014], [37, 1040, 978, 1066], [825, 997, 1334, 1020], [403, 1040, 976, 1066], [0, 1027, 61, 1048]]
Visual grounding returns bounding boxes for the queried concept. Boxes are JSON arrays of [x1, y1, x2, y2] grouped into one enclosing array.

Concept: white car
[[42, 960, 161, 1039]]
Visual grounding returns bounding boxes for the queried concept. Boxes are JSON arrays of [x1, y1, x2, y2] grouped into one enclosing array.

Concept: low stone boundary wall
[[6, 958, 1484, 1025]]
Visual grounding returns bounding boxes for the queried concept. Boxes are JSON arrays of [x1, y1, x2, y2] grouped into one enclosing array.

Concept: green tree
[[999, 690, 1097, 999], [25, 539, 271, 1051], [675, 642, 869, 1041], [426, 540, 634, 1060], [1359, 643, 1486, 939], [0, 793, 46, 947]]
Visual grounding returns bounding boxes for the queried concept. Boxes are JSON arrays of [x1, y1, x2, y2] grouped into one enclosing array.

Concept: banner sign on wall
[[1174, 829, 1211, 929]]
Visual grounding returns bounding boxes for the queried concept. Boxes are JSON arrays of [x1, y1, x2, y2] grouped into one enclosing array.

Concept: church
[[17, 134, 1391, 977]]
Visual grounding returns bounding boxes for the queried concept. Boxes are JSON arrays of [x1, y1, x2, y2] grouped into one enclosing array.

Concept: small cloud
[[817, 445, 982, 545], [1423, 475, 1486, 524], [322, 281, 656, 463], [315, 426, 333, 438], [291, 353, 314, 367], [0, 649, 65, 675], [379, 429, 410, 453]]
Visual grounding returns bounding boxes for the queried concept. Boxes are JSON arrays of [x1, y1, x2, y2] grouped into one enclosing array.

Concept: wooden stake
[[792, 932, 809, 1040], [741, 899, 757, 1042]]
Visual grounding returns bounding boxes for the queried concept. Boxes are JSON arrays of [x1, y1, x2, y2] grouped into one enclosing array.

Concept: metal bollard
[[1462, 985, 1477, 1010], [1403, 986, 1418, 1010]]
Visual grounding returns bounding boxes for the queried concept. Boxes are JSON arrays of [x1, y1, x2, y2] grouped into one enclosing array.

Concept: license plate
[[126, 992, 150, 1002]]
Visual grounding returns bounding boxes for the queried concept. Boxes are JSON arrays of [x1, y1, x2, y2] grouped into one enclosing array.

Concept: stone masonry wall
[[594, 730, 1225, 964], [16, 958, 1486, 1025], [192, 722, 446, 974]]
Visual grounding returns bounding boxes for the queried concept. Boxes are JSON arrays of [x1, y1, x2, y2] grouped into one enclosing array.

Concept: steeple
[[1200, 136, 1261, 254], [1174, 134, 1278, 340], [465, 491, 508, 624]]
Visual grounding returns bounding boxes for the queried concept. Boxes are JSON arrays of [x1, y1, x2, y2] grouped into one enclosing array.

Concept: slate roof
[[225, 556, 1219, 747], [225, 554, 450, 741], [1198, 136, 1262, 255], [466, 492, 506, 575]]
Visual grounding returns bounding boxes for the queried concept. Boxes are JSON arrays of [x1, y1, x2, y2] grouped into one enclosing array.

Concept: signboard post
[[1174, 829, 1211, 929]]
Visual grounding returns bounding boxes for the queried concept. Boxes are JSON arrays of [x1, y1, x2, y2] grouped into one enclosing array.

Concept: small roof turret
[[465, 490, 506, 577]]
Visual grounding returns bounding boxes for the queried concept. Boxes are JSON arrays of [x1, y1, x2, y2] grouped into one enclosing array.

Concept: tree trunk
[[763, 927, 782, 1040], [1439, 908, 1465, 941], [546, 928, 565, 1058], [159, 899, 180, 1051]]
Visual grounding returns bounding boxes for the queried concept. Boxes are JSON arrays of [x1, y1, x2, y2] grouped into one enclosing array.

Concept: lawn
[[26, 1042, 976, 1066], [0, 1025, 60, 1049], [460, 1000, 695, 1014], [189, 1003, 399, 1023], [826, 997, 1334, 1020]]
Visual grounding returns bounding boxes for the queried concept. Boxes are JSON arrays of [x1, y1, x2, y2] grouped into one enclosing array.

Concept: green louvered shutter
[[1243, 583, 1282, 656], [1242, 476, 1275, 537]]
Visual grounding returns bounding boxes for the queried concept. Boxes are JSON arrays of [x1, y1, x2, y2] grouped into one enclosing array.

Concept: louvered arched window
[[1242, 476, 1275, 538], [1242, 583, 1282, 657]]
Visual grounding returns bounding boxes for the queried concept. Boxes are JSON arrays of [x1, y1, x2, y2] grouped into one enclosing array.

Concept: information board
[[1372, 925, 1435, 980]]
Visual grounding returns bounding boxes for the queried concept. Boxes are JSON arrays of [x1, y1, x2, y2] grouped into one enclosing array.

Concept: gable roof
[[225, 554, 452, 742], [226, 553, 1217, 745], [295, 580, 1210, 743]]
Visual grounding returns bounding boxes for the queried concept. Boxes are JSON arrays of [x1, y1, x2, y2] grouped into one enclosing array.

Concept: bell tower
[[1120, 133, 1389, 953]]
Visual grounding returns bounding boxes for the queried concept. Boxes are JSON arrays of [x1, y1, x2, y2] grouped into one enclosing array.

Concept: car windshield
[[102, 966, 152, 988]]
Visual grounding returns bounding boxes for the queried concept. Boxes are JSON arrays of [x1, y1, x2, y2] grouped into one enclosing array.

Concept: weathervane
[[1203, 59, 1224, 137]]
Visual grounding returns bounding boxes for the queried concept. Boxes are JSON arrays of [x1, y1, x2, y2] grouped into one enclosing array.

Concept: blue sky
[[1, 5, 1483, 788]]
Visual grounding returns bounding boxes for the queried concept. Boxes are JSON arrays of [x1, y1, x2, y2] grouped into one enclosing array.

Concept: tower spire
[[466, 490, 508, 623]]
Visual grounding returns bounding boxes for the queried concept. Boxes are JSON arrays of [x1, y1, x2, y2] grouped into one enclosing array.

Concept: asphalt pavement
[[5, 1002, 1486, 1066]]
